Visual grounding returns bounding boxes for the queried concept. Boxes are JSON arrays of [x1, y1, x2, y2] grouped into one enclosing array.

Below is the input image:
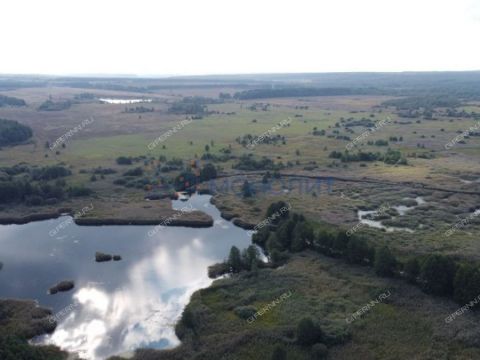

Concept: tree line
[[0, 95, 26, 107], [0, 119, 33, 147], [219, 202, 480, 315], [0, 165, 92, 206]]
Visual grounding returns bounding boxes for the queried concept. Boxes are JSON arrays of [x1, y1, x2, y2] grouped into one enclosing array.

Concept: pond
[[0, 195, 252, 359], [357, 197, 425, 233], [99, 98, 152, 104]]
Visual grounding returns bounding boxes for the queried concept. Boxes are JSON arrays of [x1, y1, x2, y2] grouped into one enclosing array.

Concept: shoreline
[[0, 209, 214, 228]]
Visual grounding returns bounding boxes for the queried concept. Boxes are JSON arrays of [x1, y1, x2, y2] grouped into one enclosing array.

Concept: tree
[[404, 258, 420, 284], [181, 306, 195, 330], [228, 246, 242, 273], [291, 221, 314, 252], [252, 227, 271, 248], [314, 229, 335, 255], [332, 232, 349, 256], [420, 255, 456, 296], [200, 163, 217, 181], [174, 171, 198, 191], [266, 233, 282, 254], [297, 318, 323, 346], [205, 144, 210, 152], [242, 245, 260, 271], [276, 219, 296, 250], [266, 201, 290, 224], [453, 264, 480, 307], [374, 247, 397, 277], [241, 180, 254, 198], [346, 237, 372, 265]]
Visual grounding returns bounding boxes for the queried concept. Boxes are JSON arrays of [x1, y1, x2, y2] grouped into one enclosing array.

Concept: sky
[[1, 0, 479, 76]]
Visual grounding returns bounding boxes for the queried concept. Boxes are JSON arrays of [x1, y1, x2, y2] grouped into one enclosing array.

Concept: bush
[[374, 247, 397, 277], [123, 167, 143, 176], [68, 186, 93, 197], [31, 166, 71, 181], [297, 318, 323, 346], [233, 306, 257, 320], [346, 237, 373, 265], [420, 255, 456, 296], [116, 156, 132, 165]]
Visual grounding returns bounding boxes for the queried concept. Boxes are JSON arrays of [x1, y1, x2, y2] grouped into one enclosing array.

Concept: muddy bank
[[75, 216, 213, 227], [0, 208, 214, 228], [232, 218, 255, 230], [0, 208, 71, 225]]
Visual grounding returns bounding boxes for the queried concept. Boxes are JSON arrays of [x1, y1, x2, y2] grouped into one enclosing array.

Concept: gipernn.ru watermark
[[246, 290, 293, 324], [346, 116, 392, 151], [445, 294, 480, 323], [445, 121, 480, 150], [345, 290, 391, 324], [148, 119, 192, 150], [49, 203, 94, 237], [444, 209, 480, 237], [148, 204, 195, 237], [50, 117, 94, 150], [246, 202, 292, 237], [47, 301, 80, 324]]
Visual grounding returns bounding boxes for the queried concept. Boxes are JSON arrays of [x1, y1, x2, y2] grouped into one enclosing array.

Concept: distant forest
[[0, 119, 32, 146], [2, 72, 480, 102], [233, 87, 374, 100], [0, 95, 26, 107]]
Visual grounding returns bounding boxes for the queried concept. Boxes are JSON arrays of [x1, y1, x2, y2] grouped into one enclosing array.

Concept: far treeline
[[0, 95, 26, 107], [0, 119, 33, 147]]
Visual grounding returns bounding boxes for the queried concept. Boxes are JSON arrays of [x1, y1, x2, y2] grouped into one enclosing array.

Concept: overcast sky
[[1, 0, 479, 76]]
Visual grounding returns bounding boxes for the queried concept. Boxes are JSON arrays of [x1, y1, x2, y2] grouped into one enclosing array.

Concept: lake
[[0, 195, 253, 359]]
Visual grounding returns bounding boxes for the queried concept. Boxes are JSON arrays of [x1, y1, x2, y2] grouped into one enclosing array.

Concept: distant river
[[0, 195, 252, 359]]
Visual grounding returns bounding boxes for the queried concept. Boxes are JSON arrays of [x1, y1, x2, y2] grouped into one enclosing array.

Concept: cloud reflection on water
[[43, 237, 215, 359]]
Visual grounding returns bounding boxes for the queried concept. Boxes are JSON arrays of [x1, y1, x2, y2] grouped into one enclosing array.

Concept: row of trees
[[0, 165, 92, 205], [329, 149, 407, 165], [232, 154, 284, 171]]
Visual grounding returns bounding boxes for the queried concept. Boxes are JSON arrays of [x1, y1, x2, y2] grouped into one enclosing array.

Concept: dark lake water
[[0, 195, 253, 359]]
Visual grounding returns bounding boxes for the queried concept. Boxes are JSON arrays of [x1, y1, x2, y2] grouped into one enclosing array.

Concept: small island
[[49, 281, 74, 295]]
